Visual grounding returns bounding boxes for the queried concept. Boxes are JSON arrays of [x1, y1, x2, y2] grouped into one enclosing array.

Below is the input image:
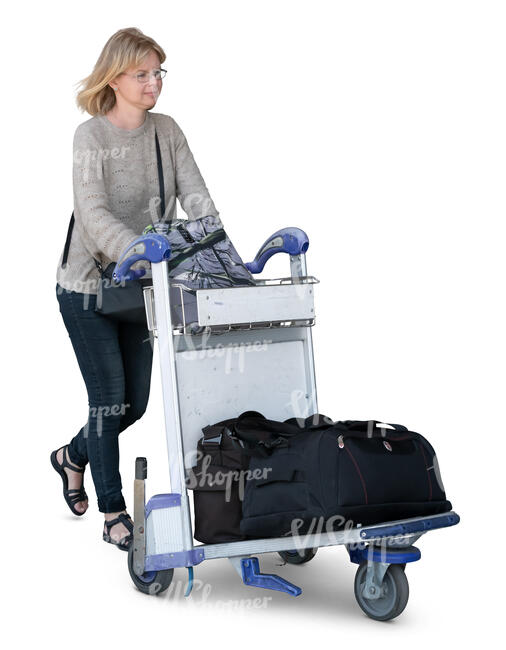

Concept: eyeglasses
[[122, 68, 167, 84]]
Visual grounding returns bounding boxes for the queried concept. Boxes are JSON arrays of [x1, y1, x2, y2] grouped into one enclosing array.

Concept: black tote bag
[[92, 129, 167, 323]]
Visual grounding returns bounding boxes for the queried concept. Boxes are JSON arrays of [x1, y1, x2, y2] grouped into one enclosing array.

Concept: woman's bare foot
[[56, 446, 88, 514], [104, 511, 133, 545]]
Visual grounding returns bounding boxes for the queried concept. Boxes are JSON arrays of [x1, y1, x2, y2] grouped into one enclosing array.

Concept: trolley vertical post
[[290, 253, 318, 418], [151, 260, 194, 553]]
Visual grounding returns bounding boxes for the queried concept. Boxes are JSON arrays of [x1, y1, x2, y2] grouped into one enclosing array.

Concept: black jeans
[[56, 284, 153, 513]]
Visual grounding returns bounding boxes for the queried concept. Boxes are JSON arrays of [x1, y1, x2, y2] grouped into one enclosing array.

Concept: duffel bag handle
[[235, 411, 303, 438], [233, 411, 302, 453], [339, 420, 408, 432], [334, 420, 414, 440], [284, 412, 336, 430]]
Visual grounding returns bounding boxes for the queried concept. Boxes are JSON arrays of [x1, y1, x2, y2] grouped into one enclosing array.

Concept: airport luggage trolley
[[113, 226, 460, 621]]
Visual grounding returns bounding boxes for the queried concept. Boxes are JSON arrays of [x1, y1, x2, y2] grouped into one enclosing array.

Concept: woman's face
[[110, 50, 163, 110]]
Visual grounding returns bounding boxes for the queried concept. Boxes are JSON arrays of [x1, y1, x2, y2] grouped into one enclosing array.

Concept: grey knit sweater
[[56, 111, 219, 294]]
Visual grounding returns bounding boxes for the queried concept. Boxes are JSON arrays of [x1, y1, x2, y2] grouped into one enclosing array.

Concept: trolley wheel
[[278, 547, 317, 565], [128, 546, 174, 595], [354, 562, 409, 621]]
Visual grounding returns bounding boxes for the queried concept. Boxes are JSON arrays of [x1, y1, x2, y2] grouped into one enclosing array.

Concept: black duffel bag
[[239, 418, 452, 538], [186, 411, 331, 543], [185, 415, 251, 544]]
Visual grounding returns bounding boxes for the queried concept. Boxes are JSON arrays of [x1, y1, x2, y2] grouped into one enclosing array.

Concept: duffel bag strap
[[201, 418, 239, 449], [201, 428, 223, 448], [167, 229, 228, 271]]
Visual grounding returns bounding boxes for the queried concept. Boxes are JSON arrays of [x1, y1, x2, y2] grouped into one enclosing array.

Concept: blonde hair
[[75, 27, 166, 116]]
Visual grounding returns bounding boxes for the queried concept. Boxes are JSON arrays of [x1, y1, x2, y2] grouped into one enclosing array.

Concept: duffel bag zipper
[[336, 434, 368, 504], [337, 433, 414, 449], [338, 434, 395, 450]]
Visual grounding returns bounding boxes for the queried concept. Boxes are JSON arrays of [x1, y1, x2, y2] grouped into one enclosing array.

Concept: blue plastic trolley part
[[245, 227, 309, 274], [184, 567, 194, 597], [144, 548, 205, 572], [113, 233, 171, 282], [239, 557, 302, 597], [346, 543, 421, 565], [358, 512, 460, 541]]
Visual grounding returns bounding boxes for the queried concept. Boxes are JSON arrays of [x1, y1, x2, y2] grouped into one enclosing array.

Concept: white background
[[3, 0, 504, 646]]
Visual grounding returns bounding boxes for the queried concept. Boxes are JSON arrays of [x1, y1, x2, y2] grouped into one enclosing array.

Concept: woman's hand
[[131, 258, 151, 276]]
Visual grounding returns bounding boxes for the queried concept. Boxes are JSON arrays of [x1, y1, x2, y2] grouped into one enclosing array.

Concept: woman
[[52, 27, 219, 550]]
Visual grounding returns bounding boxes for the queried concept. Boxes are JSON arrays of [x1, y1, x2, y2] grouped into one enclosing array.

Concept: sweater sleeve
[[72, 125, 139, 263], [171, 118, 220, 221]]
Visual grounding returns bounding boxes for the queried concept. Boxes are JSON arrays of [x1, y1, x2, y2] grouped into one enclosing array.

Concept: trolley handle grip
[[113, 233, 172, 283], [245, 227, 309, 274]]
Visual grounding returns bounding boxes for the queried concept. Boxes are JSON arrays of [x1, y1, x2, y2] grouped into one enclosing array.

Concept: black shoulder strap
[[63, 129, 166, 271], [155, 130, 166, 223], [61, 212, 75, 268], [61, 210, 102, 272]]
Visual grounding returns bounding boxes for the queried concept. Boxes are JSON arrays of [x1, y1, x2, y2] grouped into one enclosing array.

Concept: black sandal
[[50, 445, 88, 516], [103, 513, 134, 551]]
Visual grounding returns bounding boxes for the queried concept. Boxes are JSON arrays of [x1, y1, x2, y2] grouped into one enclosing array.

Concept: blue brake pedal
[[240, 557, 302, 597], [184, 566, 194, 597]]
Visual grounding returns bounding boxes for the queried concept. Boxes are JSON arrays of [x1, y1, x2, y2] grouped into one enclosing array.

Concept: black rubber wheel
[[128, 545, 174, 595], [354, 563, 409, 621], [278, 547, 317, 564]]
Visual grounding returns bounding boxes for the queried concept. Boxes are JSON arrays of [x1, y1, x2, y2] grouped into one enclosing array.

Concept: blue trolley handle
[[245, 227, 309, 274], [113, 233, 172, 283]]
